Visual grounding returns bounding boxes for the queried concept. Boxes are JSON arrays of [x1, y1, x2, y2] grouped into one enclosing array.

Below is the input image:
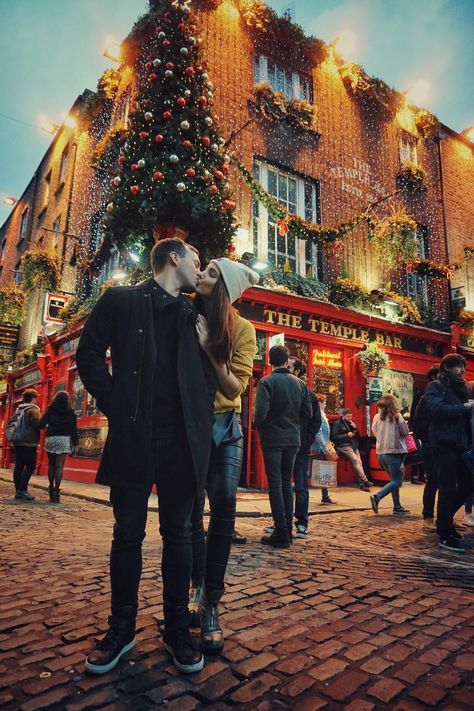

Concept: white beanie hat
[[212, 258, 260, 303]]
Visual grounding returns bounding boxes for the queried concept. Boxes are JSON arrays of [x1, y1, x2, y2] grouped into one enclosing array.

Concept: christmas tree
[[105, 0, 236, 259]]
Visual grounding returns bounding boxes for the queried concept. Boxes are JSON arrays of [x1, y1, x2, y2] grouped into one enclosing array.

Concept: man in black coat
[[288, 358, 321, 538], [76, 238, 216, 675], [254, 345, 312, 548], [330, 409, 372, 491]]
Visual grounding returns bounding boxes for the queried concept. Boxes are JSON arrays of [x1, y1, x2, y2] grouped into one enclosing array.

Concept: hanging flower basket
[[415, 109, 440, 140], [0, 283, 26, 325], [21, 249, 60, 292], [370, 208, 417, 268], [455, 309, 474, 331], [357, 342, 390, 375], [397, 161, 427, 193]]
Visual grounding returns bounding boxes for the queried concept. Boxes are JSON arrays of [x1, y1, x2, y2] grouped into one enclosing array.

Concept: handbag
[[404, 433, 418, 454], [324, 441, 339, 462]]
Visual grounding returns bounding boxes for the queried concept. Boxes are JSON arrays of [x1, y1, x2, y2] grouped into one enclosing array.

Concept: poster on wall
[[381, 369, 414, 416]]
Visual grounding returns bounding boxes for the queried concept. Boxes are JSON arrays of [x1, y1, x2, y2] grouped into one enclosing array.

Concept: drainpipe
[[435, 131, 452, 323]]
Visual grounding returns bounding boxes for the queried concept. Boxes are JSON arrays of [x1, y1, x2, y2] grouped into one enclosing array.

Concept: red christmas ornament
[[221, 164, 229, 174], [130, 186, 140, 195], [163, 39, 171, 47], [149, 73, 157, 82], [131, 163, 139, 172], [155, 134, 164, 143], [186, 168, 196, 177], [210, 184, 218, 194], [163, 111, 172, 120], [198, 95, 207, 106], [109, 179, 116, 188], [185, 66, 195, 77], [145, 61, 152, 71], [224, 200, 236, 210], [229, 244, 236, 253], [182, 140, 193, 149], [176, 97, 186, 107], [153, 171, 164, 181], [214, 170, 224, 181], [155, 26, 162, 34], [118, 155, 125, 165], [165, 62, 175, 70], [201, 136, 211, 146], [164, 11, 171, 18], [178, 22, 185, 30], [139, 131, 149, 139]]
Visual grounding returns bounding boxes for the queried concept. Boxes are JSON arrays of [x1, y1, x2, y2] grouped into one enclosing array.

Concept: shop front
[[235, 287, 451, 488]]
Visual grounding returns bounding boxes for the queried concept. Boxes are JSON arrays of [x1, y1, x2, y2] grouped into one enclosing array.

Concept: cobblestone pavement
[[1, 479, 473, 710]]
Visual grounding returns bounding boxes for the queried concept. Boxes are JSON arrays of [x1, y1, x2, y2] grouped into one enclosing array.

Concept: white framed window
[[407, 225, 428, 309], [19, 208, 29, 243], [254, 55, 312, 102], [53, 216, 61, 250], [252, 159, 321, 278], [59, 147, 68, 184], [44, 171, 51, 207], [399, 133, 418, 164]]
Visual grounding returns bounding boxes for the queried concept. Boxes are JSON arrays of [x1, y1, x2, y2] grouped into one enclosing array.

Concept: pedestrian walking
[[310, 394, 337, 504], [331, 409, 372, 491], [254, 345, 312, 549], [38, 391, 79, 503], [189, 258, 258, 655], [76, 238, 216, 675], [410, 366, 439, 531], [424, 354, 474, 553], [7, 388, 41, 501], [287, 358, 321, 537], [370, 394, 410, 515]]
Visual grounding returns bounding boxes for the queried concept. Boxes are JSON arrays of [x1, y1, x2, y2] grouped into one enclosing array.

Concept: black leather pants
[[191, 437, 244, 596]]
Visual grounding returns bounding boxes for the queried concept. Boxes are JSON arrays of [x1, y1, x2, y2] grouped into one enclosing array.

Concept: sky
[[1, 0, 473, 225]]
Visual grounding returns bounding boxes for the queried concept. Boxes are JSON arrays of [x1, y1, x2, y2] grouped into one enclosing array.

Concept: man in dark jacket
[[254, 345, 312, 548], [11, 388, 41, 501], [76, 238, 216, 675], [288, 358, 321, 538], [424, 354, 474, 553], [331, 409, 372, 490]]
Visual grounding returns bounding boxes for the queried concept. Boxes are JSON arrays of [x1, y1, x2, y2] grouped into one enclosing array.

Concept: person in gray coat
[[254, 345, 312, 548]]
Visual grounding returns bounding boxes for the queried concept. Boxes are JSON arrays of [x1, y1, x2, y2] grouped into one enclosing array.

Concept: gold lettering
[[264, 309, 277, 324], [320, 321, 330, 335], [291, 315, 302, 329], [360, 329, 369, 342], [343, 326, 353, 340], [375, 332, 385, 346], [385, 335, 393, 348], [330, 323, 342, 338], [308, 318, 320, 332], [277, 312, 292, 327], [393, 337, 402, 349]]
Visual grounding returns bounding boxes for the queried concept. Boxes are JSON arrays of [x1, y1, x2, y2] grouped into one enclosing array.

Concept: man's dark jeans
[[432, 444, 474, 539], [13, 446, 37, 492], [293, 452, 310, 527], [421, 443, 438, 519], [263, 446, 299, 534], [109, 435, 196, 635]]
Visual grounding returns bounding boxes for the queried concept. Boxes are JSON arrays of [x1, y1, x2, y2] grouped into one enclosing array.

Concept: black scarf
[[438, 371, 469, 403]]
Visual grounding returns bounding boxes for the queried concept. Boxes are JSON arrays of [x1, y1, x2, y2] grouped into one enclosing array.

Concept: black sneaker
[[321, 497, 337, 505], [370, 494, 379, 514], [393, 506, 410, 515], [14, 490, 25, 500], [261, 530, 290, 549], [360, 483, 371, 492], [85, 620, 135, 674], [295, 524, 307, 539], [439, 537, 465, 553], [164, 629, 204, 673], [450, 529, 463, 541], [22, 491, 35, 501]]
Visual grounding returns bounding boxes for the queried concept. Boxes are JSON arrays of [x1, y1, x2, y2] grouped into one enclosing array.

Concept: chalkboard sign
[[312, 365, 344, 415]]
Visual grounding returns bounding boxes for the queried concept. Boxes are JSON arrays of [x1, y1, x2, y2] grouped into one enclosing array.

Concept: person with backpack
[[424, 354, 474, 553], [38, 391, 79, 503], [410, 366, 439, 531], [7, 388, 41, 501]]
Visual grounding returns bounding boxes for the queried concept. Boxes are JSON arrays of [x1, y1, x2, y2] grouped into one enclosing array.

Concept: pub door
[[240, 363, 267, 489]]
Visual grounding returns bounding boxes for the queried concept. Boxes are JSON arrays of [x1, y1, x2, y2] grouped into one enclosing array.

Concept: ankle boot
[[199, 583, 224, 655], [48, 486, 55, 503], [54, 487, 60, 504]]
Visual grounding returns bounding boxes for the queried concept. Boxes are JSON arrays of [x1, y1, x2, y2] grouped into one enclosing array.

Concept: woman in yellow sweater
[[191, 258, 258, 655]]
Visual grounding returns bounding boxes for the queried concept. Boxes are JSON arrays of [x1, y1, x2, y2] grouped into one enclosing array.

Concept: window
[[44, 171, 51, 207], [254, 55, 312, 102], [399, 133, 417, 164], [14, 261, 21, 284], [19, 208, 29, 243], [252, 159, 321, 278], [53, 216, 61, 250], [97, 246, 120, 287], [407, 225, 428, 309], [0, 237, 6, 266], [59, 147, 68, 184]]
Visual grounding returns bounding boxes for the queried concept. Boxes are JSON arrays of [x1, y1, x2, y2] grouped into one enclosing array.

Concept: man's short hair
[[269, 345, 290, 367], [439, 354, 466, 372], [342, 408, 352, 415], [23, 388, 38, 403], [426, 365, 439, 381], [291, 358, 306, 377], [150, 237, 199, 274]]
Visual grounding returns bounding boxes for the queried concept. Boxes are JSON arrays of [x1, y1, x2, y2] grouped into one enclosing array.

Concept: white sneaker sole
[[439, 542, 465, 553], [164, 643, 204, 673], [85, 638, 135, 674]]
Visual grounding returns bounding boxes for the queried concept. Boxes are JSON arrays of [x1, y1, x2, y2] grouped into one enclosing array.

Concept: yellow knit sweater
[[214, 316, 256, 414]]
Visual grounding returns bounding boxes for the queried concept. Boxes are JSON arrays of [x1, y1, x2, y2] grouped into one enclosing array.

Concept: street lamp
[[3, 196, 17, 206]]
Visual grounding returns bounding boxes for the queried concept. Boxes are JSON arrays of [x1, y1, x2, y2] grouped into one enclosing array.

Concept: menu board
[[312, 365, 344, 414]]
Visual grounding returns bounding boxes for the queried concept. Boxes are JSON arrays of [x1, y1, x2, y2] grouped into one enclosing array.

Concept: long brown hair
[[377, 393, 399, 422], [202, 275, 236, 364]]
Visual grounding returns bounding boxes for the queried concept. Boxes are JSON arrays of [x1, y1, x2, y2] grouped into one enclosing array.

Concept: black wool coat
[[424, 380, 471, 449], [76, 278, 216, 491]]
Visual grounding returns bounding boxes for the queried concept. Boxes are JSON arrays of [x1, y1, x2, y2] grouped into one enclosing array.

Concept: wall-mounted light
[[38, 115, 60, 135], [103, 41, 121, 63], [3, 196, 17, 206], [241, 252, 270, 274], [332, 30, 357, 60]]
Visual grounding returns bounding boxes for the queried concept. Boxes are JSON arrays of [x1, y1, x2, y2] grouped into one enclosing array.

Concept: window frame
[[254, 54, 313, 103], [52, 215, 61, 250], [58, 146, 69, 186], [18, 207, 29, 245], [399, 132, 418, 165]]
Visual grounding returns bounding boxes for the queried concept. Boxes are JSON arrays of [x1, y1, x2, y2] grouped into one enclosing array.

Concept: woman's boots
[[48, 486, 60, 503], [199, 583, 224, 655]]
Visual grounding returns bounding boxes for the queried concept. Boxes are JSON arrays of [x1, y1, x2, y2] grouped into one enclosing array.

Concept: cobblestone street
[[1, 478, 473, 710]]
